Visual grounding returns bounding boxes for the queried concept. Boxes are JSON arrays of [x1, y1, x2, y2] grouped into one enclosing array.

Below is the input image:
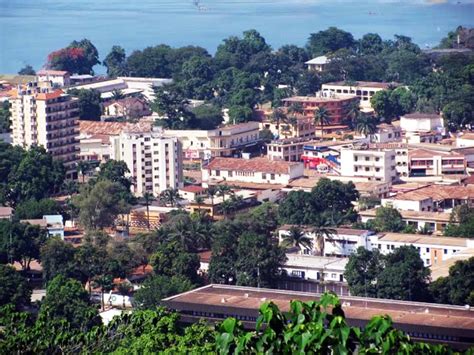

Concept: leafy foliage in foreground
[[0, 293, 467, 353]]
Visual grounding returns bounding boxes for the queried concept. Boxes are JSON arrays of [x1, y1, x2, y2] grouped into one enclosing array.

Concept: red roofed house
[[179, 185, 207, 201], [202, 157, 304, 186]]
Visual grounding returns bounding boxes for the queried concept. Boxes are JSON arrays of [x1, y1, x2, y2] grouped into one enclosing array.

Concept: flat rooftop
[[163, 284, 474, 334], [378, 233, 471, 248], [323, 81, 397, 89], [283, 95, 356, 103]]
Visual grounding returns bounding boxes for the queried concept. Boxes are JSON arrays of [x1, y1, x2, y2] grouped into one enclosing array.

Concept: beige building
[[202, 157, 304, 186], [9, 81, 79, 178], [321, 81, 396, 111], [267, 137, 311, 162], [110, 128, 183, 196], [163, 122, 261, 159], [340, 145, 397, 182], [37, 70, 71, 87]]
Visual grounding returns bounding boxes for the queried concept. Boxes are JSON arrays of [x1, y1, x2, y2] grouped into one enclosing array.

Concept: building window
[[215, 170, 220, 176], [444, 249, 447, 254], [270, 173, 275, 180], [365, 157, 369, 161], [262, 173, 267, 179], [426, 248, 430, 253]]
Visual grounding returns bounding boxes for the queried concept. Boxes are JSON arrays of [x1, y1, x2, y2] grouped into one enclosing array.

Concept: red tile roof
[[180, 185, 205, 193], [36, 89, 64, 100], [207, 157, 300, 175], [79, 120, 152, 136], [37, 70, 69, 76]]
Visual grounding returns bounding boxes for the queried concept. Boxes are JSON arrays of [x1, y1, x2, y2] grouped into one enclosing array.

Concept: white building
[[305, 56, 330, 72], [369, 233, 474, 267], [110, 128, 183, 196], [456, 132, 474, 148], [164, 122, 261, 159], [9, 81, 79, 178], [203, 157, 304, 186], [340, 145, 397, 182], [321, 81, 396, 111], [278, 226, 373, 257], [282, 254, 348, 282], [400, 113, 444, 133], [37, 70, 71, 87], [369, 124, 402, 144]]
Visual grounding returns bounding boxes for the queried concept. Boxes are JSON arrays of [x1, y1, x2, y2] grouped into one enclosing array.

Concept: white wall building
[[9, 81, 79, 178], [369, 233, 474, 267], [282, 254, 348, 282], [305, 56, 330, 72], [164, 122, 261, 159], [278, 226, 373, 257], [340, 146, 397, 182], [321, 81, 395, 111], [203, 157, 304, 186], [111, 129, 183, 196], [37, 70, 71, 87], [400, 113, 444, 133]]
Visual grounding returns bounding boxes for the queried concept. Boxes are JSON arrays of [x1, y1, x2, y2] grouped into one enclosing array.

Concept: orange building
[[282, 93, 359, 126]]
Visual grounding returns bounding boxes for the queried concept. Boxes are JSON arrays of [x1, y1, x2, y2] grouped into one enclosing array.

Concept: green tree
[[159, 188, 182, 207], [40, 237, 78, 282], [312, 216, 336, 257], [73, 180, 129, 230], [191, 104, 223, 129], [92, 274, 114, 311], [208, 220, 240, 284], [278, 190, 317, 225], [372, 206, 405, 232], [39, 275, 101, 331], [0, 220, 47, 270], [307, 27, 356, 56], [313, 106, 331, 139], [96, 160, 133, 193], [13, 198, 61, 220], [358, 33, 384, 55], [152, 85, 196, 129], [235, 231, 286, 288], [142, 192, 156, 230], [377, 246, 431, 301], [133, 274, 194, 310], [0, 265, 31, 309], [150, 240, 200, 283], [228, 105, 254, 124], [18, 64, 35, 75], [47, 39, 100, 74], [356, 113, 377, 137], [7, 146, 65, 206], [344, 247, 384, 298], [430, 257, 474, 306], [68, 88, 102, 120], [117, 281, 133, 309], [0, 101, 11, 134], [281, 225, 312, 251], [103, 45, 128, 77]]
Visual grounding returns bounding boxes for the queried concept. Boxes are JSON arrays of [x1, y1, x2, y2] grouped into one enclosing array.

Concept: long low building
[[163, 284, 474, 349]]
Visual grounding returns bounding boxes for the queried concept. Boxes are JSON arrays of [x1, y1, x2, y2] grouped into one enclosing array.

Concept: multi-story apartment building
[[369, 142, 409, 178], [110, 129, 183, 196], [164, 122, 261, 159], [340, 145, 397, 182], [267, 137, 311, 162], [282, 93, 359, 127], [9, 81, 79, 178], [321, 81, 396, 111]]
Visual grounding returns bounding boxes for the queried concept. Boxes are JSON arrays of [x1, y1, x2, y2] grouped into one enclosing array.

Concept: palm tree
[[92, 274, 114, 311], [117, 281, 133, 309], [271, 108, 287, 136], [356, 114, 378, 138], [159, 188, 182, 207], [282, 226, 313, 253], [314, 107, 331, 140], [217, 184, 233, 202], [312, 216, 336, 256], [76, 160, 91, 183], [346, 100, 361, 128], [111, 89, 125, 101], [142, 192, 155, 230], [207, 185, 218, 206], [194, 195, 204, 213]]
